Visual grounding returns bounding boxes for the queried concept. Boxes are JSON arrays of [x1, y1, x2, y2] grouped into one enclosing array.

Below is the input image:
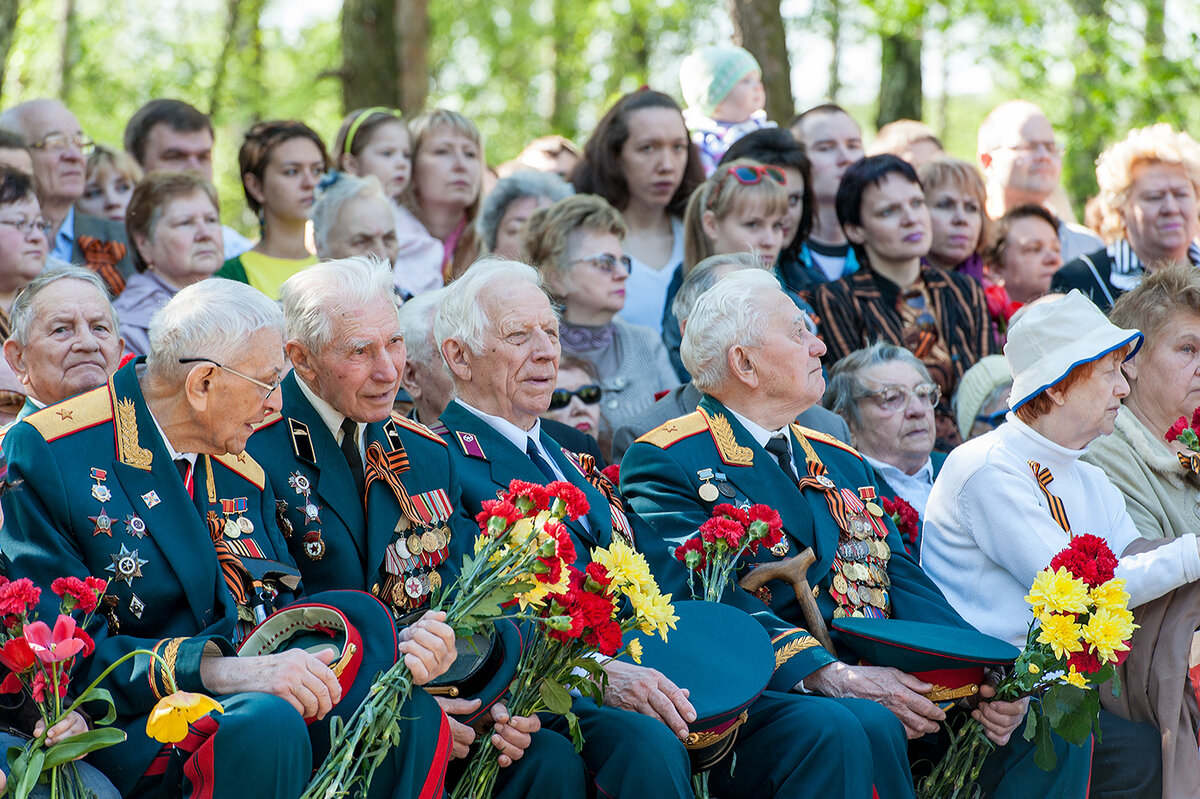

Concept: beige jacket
[[1083, 406, 1200, 540]]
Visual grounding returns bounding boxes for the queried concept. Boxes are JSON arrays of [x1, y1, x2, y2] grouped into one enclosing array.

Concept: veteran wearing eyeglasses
[[823, 343, 945, 532], [0, 99, 135, 294], [524, 194, 678, 459], [1, 276, 458, 799]]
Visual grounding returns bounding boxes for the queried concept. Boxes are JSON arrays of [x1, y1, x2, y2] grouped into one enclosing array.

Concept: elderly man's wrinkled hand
[[805, 661, 945, 738], [398, 610, 456, 685], [603, 659, 696, 740], [973, 684, 1028, 745], [201, 649, 342, 721], [434, 696, 481, 759]]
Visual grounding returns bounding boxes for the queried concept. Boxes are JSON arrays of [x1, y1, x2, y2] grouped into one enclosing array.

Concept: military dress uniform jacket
[[0, 360, 298, 790], [249, 373, 478, 614], [620, 394, 969, 693]]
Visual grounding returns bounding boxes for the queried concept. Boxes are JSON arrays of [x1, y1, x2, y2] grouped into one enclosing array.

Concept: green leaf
[[538, 678, 573, 715], [1022, 702, 1039, 743], [1031, 709, 1058, 772], [13, 746, 45, 799], [1042, 685, 1095, 745], [42, 728, 127, 768], [565, 711, 584, 753], [82, 686, 118, 726]]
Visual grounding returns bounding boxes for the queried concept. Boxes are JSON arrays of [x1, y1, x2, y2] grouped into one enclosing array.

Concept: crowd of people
[[0, 40, 1196, 799]]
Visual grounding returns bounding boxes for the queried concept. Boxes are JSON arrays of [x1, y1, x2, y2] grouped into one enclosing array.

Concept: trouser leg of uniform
[[181, 692, 312, 799], [977, 715, 1092, 799], [361, 687, 454, 799], [488, 727, 588, 799], [544, 698, 693, 799], [827, 696, 915, 799], [1087, 709, 1161, 799], [706, 690, 877, 799]]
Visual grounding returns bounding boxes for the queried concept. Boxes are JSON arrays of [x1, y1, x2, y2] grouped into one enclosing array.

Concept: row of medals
[[378, 516, 450, 612], [829, 505, 891, 619]]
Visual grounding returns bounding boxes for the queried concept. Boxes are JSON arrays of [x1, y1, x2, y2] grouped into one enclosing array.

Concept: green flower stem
[[55, 649, 174, 725]]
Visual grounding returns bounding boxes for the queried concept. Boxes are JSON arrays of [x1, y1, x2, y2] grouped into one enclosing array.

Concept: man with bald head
[[0, 100, 134, 292], [976, 100, 1102, 263]]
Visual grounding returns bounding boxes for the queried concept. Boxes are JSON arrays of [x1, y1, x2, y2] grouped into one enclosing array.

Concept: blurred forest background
[[3, 0, 1200, 233]]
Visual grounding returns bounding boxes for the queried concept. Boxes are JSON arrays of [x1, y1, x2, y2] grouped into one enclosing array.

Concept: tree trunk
[[248, 0, 266, 122], [1139, 0, 1170, 122], [395, 0, 428, 116], [827, 0, 841, 102], [728, 0, 794, 124], [1063, 0, 1111, 208], [209, 0, 241, 118], [0, 0, 19, 107], [343, 0, 399, 112], [875, 30, 922, 128], [56, 0, 78, 101]]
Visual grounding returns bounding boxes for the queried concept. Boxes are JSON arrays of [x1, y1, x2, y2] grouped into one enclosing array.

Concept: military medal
[[89, 468, 112, 502], [141, 491, 160, 509], [770, 538, 790, 557], [405, 575, 423, 598], [275, 501, 293, 537], [288, 473, 311, 494], [124, 513, 146, 539], [420, 530, 439, 553], [714, 473, 736, 498], [304, 503, 321, 523], [428, 571, 442, 593], [237, 516, 254, 535], [302, 530, 326, 561], [696, 469, 720, 502], [90, 509, 114, 537], [129, 594, 145, 619], [106, 544, 147, 586], [407, 534, 424, 555]]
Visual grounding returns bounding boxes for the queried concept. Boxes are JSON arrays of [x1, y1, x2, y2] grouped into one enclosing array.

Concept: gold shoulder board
[[791, 425, 863, 461], [25, 387, 113, 443], [213, 450, 266, 490], [635, 411, 709, 449], [390, 412, 448, 446]]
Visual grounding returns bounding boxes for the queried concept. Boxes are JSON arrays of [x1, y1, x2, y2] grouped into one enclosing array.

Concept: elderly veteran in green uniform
[[4, 262, 125, 421], [435, 257, 886, 799], [0, 277, 456, 799], [620, 269, 1085, 798], [247, 256, 586, 798]]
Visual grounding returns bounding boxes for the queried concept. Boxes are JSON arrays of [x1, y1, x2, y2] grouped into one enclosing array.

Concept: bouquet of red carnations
[[449, 480, 677, 799], [881, 496, 920, 557], [918, 534, 1136, 798], [673, 503, 784, 601]]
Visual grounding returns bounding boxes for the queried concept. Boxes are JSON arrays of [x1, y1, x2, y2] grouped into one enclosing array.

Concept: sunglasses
[[707, 164, 786, 209], [548, 384, 602, 410], [974, 408, 1008, 429]]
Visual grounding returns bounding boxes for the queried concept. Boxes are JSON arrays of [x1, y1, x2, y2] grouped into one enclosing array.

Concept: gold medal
[[428, 571, 442, 593], [832, 573, 848, 594], [846, 584, 860, 605], [392, 580, 409, 607], [866, 502, 884, 517], [421, 530, 440, 553], [833, 607, 847, 619], [698, 482, 720, 502], [407, 534, 424, 555], [224, 519, 241, 539]]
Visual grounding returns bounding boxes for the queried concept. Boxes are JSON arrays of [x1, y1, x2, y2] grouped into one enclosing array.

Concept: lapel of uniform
[[105, 366, 218, 629], [363, 418, 407, 579], [540, 428, 609, 549], [284, 376, 366, 558], [695, 395, 818, 558]]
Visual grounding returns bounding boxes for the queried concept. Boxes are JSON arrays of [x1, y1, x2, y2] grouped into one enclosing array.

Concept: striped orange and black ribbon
[[574, 452, 633, 545], [364, 441, 422, 524], [1028, 460, 1071, 534], [205, 511, 249, 607], [1178, 452, 1200, 475]]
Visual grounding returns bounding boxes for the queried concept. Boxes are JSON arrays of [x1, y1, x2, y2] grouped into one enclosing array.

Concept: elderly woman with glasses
[[921, 290, 1200, 798], [0, 166, 50, 339], [524, 194, 678, 456], [824, 343, 944, 555], [812, 154, 997, 448]]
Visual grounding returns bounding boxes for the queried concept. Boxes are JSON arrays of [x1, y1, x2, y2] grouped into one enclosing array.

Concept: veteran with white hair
[[248, 256, 586, 798], [435, 257, 895, 799], [4, 262, 124, 420], [621, 268, 1064, 798], [1, 276, 456, 799]]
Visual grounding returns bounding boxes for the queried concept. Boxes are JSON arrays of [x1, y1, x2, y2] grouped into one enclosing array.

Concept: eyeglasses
[[548, 384, 602, 410], [859, 383, 941, 412], [1000, 140, 1063, 157], [0, 217, 51, 238], [707, 164, 786, 209], [178, 357, 282, 399], [571, 253, 632, 276], [28, 133, 95, 155], [974, 408, 1008, 429]]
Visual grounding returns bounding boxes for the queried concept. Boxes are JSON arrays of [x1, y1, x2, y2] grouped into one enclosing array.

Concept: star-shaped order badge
[[89, 509, 114, 537], [107, 544, 147, 586]]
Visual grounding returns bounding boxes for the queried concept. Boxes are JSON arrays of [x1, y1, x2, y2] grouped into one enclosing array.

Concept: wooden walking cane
[[738, 546, 835, 653]]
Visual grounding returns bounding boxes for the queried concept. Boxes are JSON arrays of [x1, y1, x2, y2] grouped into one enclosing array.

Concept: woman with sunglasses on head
[[812, 154, 996, 449], [570, 89, 705, 335], [525, 194, 678, 459]]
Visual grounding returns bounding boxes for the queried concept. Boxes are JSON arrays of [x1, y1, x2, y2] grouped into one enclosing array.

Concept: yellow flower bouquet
[[919, 533, 1137, 798]]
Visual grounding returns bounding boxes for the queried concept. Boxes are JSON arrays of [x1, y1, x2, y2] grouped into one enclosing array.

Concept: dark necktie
[[340, 418, 366, 499], [174, 458, 193, 499], [526, 437, 557, 483], [765, 434, 797, 482]]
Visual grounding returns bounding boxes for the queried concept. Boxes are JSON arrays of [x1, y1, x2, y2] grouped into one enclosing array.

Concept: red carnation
[[1067, 648, 1103, 675], [31, 671, 67, 704], [585, 562, 612, 589], [712, 503, 750, 526], [1191, 407, 1200, 432], [881, 496, 921, 550], [575, 589, 616, 628], [84, 576, 107, 595], [505, 480, 549, 511], [476, 499, 524, 530], [1166, 416, 1189, 444], [590, 619, 624, 657], [699, 517, 744, 549], [1051, 534, 1117, 587], [601, 464, 621, 485], [674, 538, 707, 571], [546, 481, 590, 520], [52, 576, 100, 613], [746, 504, 782, 533], [75, 627, 95, 658], [546, 521, 578, 566], [534, 556, 564, 585], [0, 578, 40, 617]]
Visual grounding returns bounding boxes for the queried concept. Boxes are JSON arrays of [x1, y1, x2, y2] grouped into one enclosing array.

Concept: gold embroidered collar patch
[[116, 398, 153, 470], [703, 410, 754, 467]]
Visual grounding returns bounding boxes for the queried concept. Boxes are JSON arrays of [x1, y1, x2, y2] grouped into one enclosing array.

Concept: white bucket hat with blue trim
[[1004, 290, 1143, 410]]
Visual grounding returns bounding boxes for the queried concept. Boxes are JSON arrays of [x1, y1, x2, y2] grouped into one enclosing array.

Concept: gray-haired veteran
[[621, 269, 1090, 798], [246, 256, 587, 799], [0, 277, 457, 799]]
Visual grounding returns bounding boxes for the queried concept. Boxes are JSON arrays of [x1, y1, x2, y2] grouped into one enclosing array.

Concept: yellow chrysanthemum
[[1026, 567, 1091, 616], [593, 541, 653, 594], [1062, 666, 1087, 688], [1081, 606, 1135, 664], [1036, 612, 1084, 660], [634, 588, 678, 642], [626, 638, 644, 664], [1089, 578, 1131, 614], [146, 692, 224, 743]]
